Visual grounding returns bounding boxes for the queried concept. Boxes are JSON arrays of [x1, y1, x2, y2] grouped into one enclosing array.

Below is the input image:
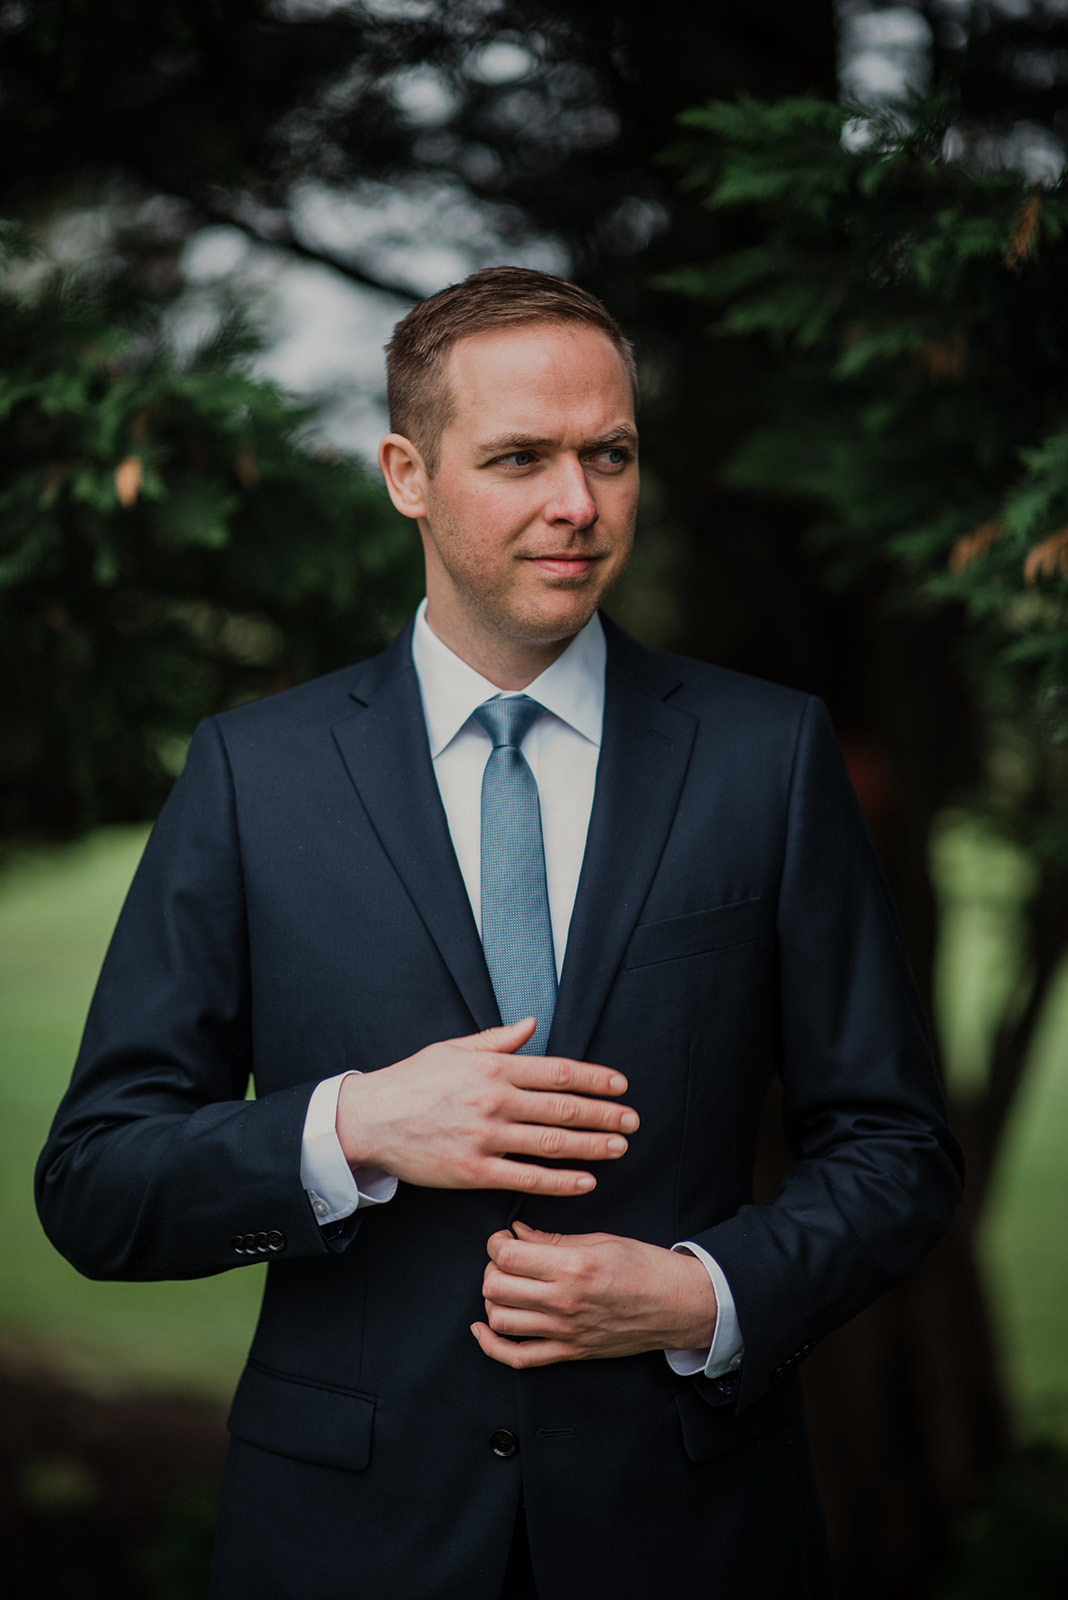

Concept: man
[[37, 267, 962, 1599]]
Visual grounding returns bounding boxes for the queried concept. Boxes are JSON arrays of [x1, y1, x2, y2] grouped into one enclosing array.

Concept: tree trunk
[[733, 582, 1035, 1591], [804, 1228, 1012, 1597]]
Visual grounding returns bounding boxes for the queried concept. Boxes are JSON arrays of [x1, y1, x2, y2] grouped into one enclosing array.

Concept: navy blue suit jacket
[[37, 617, 962, 1599]]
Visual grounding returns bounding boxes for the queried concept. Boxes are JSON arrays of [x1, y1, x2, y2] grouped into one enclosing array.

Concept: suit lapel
[[331, 626, 501, 1032], [332, 617, 698, 1058], [547, 621, 697, 1063]]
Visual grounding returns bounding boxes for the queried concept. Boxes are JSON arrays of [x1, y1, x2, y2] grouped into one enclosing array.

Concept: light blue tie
[[472, 695, 557, 1056]]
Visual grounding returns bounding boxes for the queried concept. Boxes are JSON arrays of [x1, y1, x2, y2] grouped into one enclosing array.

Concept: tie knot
[[473, 695, 543, 750]]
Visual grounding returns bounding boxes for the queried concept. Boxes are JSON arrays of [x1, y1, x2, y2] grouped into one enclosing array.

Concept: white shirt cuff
[[664, 1241, 744, 1379], [300, 1071, 398, 1225]]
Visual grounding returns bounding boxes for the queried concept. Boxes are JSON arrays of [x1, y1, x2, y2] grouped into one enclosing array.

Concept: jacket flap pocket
[[625, 898, 761, 969], [228, 1361, 376, 1472], [674, 1370, 803, 1463]]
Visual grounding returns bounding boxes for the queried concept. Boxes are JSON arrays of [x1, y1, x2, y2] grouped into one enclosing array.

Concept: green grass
[[1, 822, 1066, 1432], [0, 828, 263, 1399], [932, 815, 1068, 1442], [981, 972, 1068, 1442]]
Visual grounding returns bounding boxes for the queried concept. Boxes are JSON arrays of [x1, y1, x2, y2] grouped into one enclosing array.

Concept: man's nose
[[544, 456, 598, 528]]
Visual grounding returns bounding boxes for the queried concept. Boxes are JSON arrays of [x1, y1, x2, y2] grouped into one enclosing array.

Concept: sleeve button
[[266, 1230, 286, 1252]]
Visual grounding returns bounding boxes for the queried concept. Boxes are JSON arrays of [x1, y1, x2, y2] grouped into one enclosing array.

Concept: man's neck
[[422, 607, 577, 691]]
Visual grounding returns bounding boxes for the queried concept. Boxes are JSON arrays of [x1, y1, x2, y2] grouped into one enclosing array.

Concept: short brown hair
[[385, 265, 638, 473]]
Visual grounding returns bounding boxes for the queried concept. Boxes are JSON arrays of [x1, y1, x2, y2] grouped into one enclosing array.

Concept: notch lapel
[[331, 628, 500, 1032], [547, 624, 697, 1063]]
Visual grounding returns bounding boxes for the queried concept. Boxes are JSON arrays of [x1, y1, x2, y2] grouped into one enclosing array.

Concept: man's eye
[[592, 447, 628, 467], [501, 451, 536, 467]]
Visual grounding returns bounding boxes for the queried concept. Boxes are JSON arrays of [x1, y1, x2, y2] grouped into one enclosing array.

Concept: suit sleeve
[[687, 697, 963, 1412], [35, 718, 339, 1281]]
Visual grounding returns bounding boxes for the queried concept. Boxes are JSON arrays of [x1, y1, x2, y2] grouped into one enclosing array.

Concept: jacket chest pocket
[[624, 897, 762, 969]]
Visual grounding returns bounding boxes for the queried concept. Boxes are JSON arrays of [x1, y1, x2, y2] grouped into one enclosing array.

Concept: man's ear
[[379, 433, 429, 520]]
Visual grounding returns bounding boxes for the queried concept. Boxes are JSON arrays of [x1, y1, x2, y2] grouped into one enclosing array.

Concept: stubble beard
[[423, 490, 633, 665]]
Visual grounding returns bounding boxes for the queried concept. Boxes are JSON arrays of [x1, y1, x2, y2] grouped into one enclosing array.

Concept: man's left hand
[[472, 1221, 717, 1368]]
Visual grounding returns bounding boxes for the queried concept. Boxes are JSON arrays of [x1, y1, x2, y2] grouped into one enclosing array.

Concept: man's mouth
[[525, 554, 602, 577]]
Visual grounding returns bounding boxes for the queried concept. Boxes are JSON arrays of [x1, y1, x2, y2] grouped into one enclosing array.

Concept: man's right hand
[[335, 1018, 638, 1197]]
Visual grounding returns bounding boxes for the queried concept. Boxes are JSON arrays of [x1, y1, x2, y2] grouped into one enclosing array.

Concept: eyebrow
[[475, 423, 639, 457]]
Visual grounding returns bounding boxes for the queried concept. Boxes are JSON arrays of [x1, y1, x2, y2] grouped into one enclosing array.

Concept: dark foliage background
[[3, 3, 1068, 1595]]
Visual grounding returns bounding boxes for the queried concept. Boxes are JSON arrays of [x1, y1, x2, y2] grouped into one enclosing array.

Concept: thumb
[[475, 1017, 538, 1053], [511, 1220, 563, 1246]]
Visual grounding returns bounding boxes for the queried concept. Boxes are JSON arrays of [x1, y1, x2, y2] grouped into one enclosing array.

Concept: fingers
[[503, 1221, 562, 1246], [486, 1228, 565, 1279], [470, 1322, 574, 1370], [485, 1052, 640, 1160], [499, 1083, 638, 1147], [476, 1018, 538, 1051], [483, 1225, 609, 1299], [345, 1021, 636, 1196], [469, 1027, 639, 1143], [518, 1091, 638, 1138], [482, 1304, 558, 1339], [495, 1121, 631, 1166], [471, 1023, 630, 1101], [482, 1281, 556, 1336], [513, 1220, 590, 1246], [481, 1257, 573, 1321], [476, 1157, 598, 1196], [506, 1053, 631, 1103]]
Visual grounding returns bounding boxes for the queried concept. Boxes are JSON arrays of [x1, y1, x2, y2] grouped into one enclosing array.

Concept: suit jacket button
[[242, 1232, 257, 1254], [266, 1230, 286, 1252], [489, 1429, 518, 1458], [231, 1235, 246, 1255]]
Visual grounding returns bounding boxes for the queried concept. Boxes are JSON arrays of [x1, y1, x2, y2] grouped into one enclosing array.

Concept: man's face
[[409, 321, 638, 670]]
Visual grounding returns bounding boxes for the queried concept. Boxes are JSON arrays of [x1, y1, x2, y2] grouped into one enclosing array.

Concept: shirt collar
[[411, 599, 606, 760]]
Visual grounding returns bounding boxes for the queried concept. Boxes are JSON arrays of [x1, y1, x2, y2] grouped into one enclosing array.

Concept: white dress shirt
[[300, 601, 742, 1380]]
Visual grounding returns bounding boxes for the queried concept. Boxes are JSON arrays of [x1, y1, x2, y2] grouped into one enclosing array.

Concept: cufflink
[[708, 1370, 739, 1398]]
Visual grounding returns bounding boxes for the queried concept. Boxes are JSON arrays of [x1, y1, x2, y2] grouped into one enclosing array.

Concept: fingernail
[[609, 1074, 626, 1092], [470, 1323, 479, 1337], [607, 1136, 627, 1154], [620, 1112, 638, 1133], [577, 1175, 595, 1190]]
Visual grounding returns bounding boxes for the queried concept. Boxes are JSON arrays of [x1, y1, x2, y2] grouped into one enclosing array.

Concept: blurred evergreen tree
[[662, 89, 1068, 1591], [0, 0, 842, 835], [867, 0, 1068, 148], [0, 230, 417, 840], [0, 1, 837, 300]]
